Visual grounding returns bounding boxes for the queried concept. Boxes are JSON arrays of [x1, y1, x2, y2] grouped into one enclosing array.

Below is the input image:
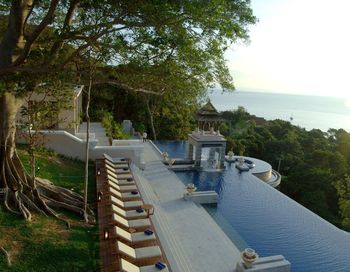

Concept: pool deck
[[132, 141, 242, 272]]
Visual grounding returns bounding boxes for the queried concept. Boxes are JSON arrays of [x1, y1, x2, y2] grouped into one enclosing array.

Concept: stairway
[[79, 122, 110, 146]]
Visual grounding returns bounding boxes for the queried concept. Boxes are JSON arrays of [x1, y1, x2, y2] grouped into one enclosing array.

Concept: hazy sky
[[226, 0, 350, 97]]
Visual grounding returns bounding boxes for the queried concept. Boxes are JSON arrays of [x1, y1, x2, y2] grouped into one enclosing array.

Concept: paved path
[[79, 122, 110, 146], [132, 142, 242, 272]]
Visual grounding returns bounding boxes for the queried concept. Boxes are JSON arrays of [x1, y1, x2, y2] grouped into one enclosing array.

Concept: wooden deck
[[96, 158, 171, 272], [97, 159, 119, 272]]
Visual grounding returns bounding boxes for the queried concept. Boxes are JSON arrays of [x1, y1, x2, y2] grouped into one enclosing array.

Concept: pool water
[[155, 140, 188, 159], [155, 140, 350, 272]]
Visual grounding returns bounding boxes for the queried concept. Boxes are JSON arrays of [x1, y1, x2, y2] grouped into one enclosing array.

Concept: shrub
[[100, 111, 129, 140]]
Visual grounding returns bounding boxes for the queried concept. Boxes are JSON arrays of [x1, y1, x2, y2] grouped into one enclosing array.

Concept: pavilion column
[[219, 143, 226, 168], [194, 143, 202, 167], [188, 143, 194, 160]]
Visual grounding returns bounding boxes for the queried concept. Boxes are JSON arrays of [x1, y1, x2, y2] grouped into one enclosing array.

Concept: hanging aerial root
[[37, 184, 84, 206], [1, 169, 93, 223], [15, 192, 31, 221], [0, 247, 11, 266], [36, 178, 84, 200], [3, 188, 21, 215], [41, 195, 85, 215], [20, 192, 47, 216]]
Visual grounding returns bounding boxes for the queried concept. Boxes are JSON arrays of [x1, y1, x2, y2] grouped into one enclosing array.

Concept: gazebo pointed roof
[[196, 100, 222, 121], [198, 100, 219, 115]]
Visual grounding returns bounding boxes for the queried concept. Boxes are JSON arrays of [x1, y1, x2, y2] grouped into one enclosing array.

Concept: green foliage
[[334, 175, 350, 231], [133, 123, 146, 134], [0, 146, 99, 271], [17, 82, 74, 178], [100, 110, 130, 140], [153, 93, 198, 139], [1, 0, 257, 144], [1, 0, 257, 99], [220, 107, 350, 229], [89, 84, 199, 140], [339, 200, 350, 231], [0, 210, 99, 272], [17, 145, 95, 198]]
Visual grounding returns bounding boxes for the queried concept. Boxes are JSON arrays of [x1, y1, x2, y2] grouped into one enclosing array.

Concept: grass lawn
[[0, 145, 100, 271]]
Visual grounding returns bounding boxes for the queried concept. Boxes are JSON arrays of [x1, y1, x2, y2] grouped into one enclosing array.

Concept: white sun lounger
[[112, 204, 147, 219], [105, 158, 129, 168], [108, 186, 140, 201], [117, 241, 162, 260], [106, 169, 123, 179], [113, 213, 151, 229], [108, 179, 137, 192], [110, 195, 142, 210], [107, 169, 134, 184], [106, 169, 133, 180], [116, 173, 134, 179], [107, 175, 135, 186], [105, 163, 131, 174], [113, 226, 156, 244], [104, 153, 129, 164], [120, 258, 169, 272]]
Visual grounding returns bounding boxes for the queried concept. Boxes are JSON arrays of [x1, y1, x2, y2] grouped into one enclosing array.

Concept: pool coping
[[133, 141, 243, 271]]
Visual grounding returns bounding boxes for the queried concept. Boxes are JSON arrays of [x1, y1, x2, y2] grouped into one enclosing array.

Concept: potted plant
[[185, 183, 197, 194], [241, 248, 258, 268], [228, 150, 234, 160]]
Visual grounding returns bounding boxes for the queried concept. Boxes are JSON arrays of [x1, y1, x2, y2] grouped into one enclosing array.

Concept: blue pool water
[[155, 140, 188, 159], [155, 141, 350, 272]]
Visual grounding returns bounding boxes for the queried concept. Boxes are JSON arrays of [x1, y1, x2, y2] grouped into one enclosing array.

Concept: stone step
[[79, 122, 106, 132], [79, 122, 110, 146]]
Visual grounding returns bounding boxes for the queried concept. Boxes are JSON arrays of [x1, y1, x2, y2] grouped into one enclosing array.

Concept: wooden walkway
[[96, 159, 119, 272], [96, 158, 171, 272]]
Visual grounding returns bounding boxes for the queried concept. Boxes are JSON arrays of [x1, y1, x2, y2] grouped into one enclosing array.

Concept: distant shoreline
[[218, 89, 350, 99], [210, 90, 350, 132]]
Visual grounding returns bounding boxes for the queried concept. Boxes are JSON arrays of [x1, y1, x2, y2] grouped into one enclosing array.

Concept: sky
[[225, 0, 350, 98]]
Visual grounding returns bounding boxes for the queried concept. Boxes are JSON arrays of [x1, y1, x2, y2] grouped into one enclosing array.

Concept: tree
[[0, 0, 256, 220], [18, 80, 71, 181], [82, 56, 94, 223], [335, 175, 350, 231], [145, 95, 157, 140]]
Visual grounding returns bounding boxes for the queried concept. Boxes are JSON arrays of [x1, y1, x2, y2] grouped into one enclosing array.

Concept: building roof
[[198, 101, 219, 115], [197, 100, 223, 121]]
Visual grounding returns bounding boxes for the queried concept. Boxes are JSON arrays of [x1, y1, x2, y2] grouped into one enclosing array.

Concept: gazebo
[[196, 100, 223, 131], [187, 101, 226, 170]]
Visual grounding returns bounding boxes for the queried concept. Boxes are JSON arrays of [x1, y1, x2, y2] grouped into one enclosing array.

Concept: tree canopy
[[0, 0, 256, 221], [220, 107, 350, 230], [1, 0, 256, 92]]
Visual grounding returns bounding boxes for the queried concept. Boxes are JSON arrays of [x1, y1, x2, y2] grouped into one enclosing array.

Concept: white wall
[[36, 130, 97, 160], [17, 130, 145, 168]]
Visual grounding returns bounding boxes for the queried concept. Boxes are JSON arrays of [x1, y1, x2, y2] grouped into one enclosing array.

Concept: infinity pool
[[155, 140, 350, 272]]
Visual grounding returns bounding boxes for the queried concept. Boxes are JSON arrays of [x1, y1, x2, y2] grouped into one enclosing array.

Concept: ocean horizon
[[209, 90, 350, 132]]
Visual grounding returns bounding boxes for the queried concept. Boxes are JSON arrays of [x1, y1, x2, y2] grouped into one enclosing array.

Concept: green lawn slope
[[0, 146, 100, 272]]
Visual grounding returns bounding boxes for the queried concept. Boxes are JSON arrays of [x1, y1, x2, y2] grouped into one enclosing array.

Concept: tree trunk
[[1, 92, 32, 220], [0, 92, 89, 221], [83, 75, 92, 223], [146, 98, 157, 141], [0, 1, 90, 223]]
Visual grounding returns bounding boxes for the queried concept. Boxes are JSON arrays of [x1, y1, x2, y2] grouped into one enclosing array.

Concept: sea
[[209, 90, 350, 132]]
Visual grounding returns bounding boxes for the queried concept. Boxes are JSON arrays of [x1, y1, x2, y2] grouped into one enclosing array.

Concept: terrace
[[97, 141, 290, 271]]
